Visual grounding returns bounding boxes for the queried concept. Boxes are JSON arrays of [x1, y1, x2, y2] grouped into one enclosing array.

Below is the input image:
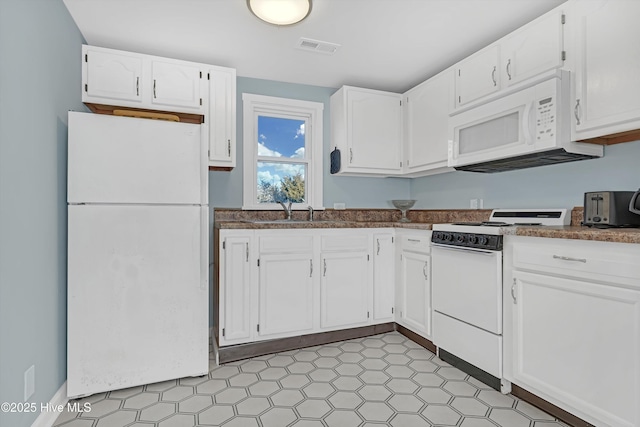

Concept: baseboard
[[31, 382, 68, 427]]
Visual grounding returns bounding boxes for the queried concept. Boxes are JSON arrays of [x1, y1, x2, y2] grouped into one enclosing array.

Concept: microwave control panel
[[535, 96, 556, 140]]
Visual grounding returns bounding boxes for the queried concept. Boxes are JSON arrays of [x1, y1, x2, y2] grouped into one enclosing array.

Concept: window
[[242, 94, 323, 209]]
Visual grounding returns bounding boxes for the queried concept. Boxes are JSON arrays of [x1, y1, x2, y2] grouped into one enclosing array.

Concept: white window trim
[[242, 93, 324, 210]]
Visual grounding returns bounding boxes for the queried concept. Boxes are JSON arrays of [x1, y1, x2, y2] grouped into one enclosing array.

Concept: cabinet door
[[500, 9, 564, 87], [455, 45, 500, 107], [258, 253, 314, 338], [208, 67, 236, 167], [511, 271, 640, 427], [219, 236, 252, 345], [404, 70, 453, 176], [84, 48, 143, 103], [347, 89, 402, 173], [151, 60, 203, 111], [373, 234, 394, 322], [571, 0, 640, 140], [399, 251, 430, 337], [320, 251, 370, 329]]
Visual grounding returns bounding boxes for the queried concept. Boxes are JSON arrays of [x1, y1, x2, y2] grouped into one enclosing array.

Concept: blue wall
[[0, 1, 85, 426], [410, 140, 640, 210], [208, 77, 410, 210]]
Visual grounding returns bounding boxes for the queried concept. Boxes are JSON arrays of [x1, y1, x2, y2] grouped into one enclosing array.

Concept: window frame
[[242, 93, 324, 210]]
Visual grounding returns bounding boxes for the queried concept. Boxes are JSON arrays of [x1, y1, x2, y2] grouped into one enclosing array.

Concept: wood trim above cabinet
[[85, 103, 204, 124], [578, 127, 640, 145]]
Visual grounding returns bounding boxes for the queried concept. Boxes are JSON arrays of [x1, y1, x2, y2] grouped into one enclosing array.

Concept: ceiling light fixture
[[247, 0, 312, 26]]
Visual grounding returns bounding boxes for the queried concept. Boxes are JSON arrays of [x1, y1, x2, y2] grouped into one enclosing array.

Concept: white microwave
[[448, 70, 602, 172]]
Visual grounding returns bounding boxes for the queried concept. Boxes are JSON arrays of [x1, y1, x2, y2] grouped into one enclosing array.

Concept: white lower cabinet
[[504, 236, 640, 427], [372, 233, 395, 322], [218, 228, 400, 347], [218, 232, 253, 346], [258, 252, 314, 339], [320, 251, 370, 329], [395, 231, 432, 338]]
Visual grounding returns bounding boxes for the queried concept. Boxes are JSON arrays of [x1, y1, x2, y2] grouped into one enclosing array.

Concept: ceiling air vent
[[296, 37, 340, 55]]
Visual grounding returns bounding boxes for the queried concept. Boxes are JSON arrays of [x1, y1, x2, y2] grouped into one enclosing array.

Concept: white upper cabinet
[[331, 86, 403, 176], [207, 67, 237, 169], [500, 9, 565, 87], [82, 45, 206, 115], [454, 5, 565, 110], [84, 48, 143, 103], [150, 60, 202, 110], [455, 45, 501, 108], [403, 69, 454, 177], [567, 0, 640, 143]]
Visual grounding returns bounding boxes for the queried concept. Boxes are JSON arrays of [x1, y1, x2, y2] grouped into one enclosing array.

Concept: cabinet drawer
[[259, 234, 313, 253], [512, 240, 640, 285], [321, 234, 369, 252], [399, 233, 431, 253]]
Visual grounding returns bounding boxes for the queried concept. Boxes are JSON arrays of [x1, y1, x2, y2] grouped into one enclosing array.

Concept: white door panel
[[431, 246, 502, 333], [68, 112, 206, 205], [67, 204, 207, 397]]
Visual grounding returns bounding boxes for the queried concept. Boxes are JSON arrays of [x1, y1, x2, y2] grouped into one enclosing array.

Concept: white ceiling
[[63, 0, 566, 93]]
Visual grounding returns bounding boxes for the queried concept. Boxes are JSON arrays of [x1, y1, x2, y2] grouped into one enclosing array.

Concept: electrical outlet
[[333, 202, 346, 210], [24, 365, 35, 401], [479, 199, 484, 209], [470, 198, 479, 209]]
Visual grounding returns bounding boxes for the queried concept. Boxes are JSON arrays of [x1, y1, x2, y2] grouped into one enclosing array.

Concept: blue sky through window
[[256, 116, 306, 203]]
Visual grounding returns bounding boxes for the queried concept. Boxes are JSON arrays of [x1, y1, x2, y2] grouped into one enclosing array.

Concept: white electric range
[[430, 209, 569, 392]]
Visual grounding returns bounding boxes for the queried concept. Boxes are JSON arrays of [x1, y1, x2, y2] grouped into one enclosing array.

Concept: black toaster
[[583, 191, 640, 227]]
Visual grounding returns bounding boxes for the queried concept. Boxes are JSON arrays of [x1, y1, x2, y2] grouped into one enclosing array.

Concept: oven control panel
[[431, 232, 503, 251]]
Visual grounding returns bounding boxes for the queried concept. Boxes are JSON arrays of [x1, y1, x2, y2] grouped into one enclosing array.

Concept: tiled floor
[[54, 332, 569, 427]]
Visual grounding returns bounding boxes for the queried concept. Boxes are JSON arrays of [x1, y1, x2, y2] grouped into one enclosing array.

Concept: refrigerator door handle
[[200, 125, 209, 204], [200, 206, 208, 290]]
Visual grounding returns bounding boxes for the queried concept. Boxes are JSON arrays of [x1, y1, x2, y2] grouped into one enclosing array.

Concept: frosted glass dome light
[[247, 0, 312, 26]]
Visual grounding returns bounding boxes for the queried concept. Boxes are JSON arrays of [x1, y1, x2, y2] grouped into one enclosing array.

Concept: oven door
[[431, 244, 502, 334]]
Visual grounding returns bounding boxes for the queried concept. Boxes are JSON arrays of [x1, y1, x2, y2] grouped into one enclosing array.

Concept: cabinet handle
[[323, 259, 327, 277], [136, 77, 139, 96], [407, 238, 421, 243], [423, 261, 428, 279], [491, 66, 497, 86], [310, 259, 313, 277], [511, 278, 517, 304], [153, 79, 157, 98], [245, 243, 249, 262], [227, 140, 231, 157], [553, 254, 586, 263], [506, 59, 512, 81], [349, 148, 353, 163], [574, 99, 581, 125], [376, 239, 380, 255]]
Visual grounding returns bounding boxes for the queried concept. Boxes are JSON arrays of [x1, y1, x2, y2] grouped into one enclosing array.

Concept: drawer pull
[[407, 238, 421, 243], [553, 255, 586, 263]]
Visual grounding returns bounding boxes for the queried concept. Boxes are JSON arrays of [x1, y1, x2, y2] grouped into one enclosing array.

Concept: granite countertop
[[213, 208, 640, 244], [512, 225, 640, 244], [215, 220, 432, 230]]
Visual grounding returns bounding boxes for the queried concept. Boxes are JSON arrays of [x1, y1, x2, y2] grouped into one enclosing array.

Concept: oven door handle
[[431, 243, 498, 255]]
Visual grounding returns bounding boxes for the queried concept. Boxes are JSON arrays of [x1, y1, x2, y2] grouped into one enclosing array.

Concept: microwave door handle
[[522, 101, 534, 145]]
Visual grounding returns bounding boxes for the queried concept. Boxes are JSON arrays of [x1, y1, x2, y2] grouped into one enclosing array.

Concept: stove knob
[[433, 232, 442, 240], [477, 235, 488, 245], [455, 234, 465, 243], [443, 233, 453, 242], [468, 235, 477, 244]]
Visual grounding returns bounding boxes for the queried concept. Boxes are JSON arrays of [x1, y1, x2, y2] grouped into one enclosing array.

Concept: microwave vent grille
[[454, 148, 599, 173]]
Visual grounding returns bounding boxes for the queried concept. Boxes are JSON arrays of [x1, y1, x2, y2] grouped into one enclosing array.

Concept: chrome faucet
[[278, 200, 293, 220], [308, 206, 314, 222]]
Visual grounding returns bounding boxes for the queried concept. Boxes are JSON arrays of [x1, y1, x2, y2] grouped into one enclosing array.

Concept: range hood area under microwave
[[448, 70, 603, 173]]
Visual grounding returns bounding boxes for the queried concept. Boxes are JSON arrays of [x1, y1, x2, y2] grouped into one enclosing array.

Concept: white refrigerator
[[67, 111, 209, 398]]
